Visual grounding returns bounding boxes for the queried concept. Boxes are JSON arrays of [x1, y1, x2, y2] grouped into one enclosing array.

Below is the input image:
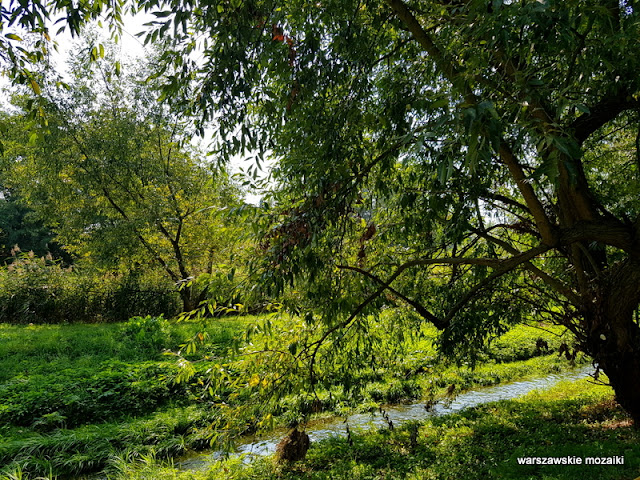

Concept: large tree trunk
[[597, 346, 640, 425], [554, 156, 640, 424], [579, 260, 640, 426]]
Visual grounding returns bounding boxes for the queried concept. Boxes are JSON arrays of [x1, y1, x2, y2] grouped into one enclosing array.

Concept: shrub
[[120, 315, 170, 353], [0, 254, 180, 324]]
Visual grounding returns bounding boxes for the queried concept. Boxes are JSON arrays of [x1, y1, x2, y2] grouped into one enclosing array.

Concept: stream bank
[[177, 365, 594, 471]]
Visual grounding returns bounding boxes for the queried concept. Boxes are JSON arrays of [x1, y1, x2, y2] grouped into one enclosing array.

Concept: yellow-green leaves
[[248, 374, 261, 387], [89, 43, 105, 61], [29, 79, 41, 95]]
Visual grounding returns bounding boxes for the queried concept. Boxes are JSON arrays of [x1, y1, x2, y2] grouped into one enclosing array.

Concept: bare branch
[[479, 191, 531, 215]]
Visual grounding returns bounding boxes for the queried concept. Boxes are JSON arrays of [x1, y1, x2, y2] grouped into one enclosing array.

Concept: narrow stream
[[177, 365, 594, 471]]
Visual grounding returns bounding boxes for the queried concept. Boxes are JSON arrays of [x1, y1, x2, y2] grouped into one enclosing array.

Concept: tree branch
[[571, 93, 640, 144], [384, 0, 556, 246], [559, 219, 636, 254], [479, 191, 531, 215], [337, 264, 447, 329], [442, 244, 552, 322], [497, 140, 557, 245], [384, 0, 473, 103], [473, 229, 580, 305], [99, 186, 180, 282]]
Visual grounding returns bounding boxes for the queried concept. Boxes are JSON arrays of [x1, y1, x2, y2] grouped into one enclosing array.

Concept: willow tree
[[6, 1, 640, 423]]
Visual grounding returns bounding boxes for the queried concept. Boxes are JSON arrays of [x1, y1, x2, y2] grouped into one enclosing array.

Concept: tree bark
[[579, 260, 640, 425], [586, 315, 640, 426], [179, 284, 197, 313]]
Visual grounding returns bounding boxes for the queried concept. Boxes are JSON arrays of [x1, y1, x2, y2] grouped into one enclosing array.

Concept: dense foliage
[[125, 0, 640, 423], [0, 188, 69, 264], [3, 0, 640, 438], [1, 39, 253, 313], [0, 253, 180, 323]]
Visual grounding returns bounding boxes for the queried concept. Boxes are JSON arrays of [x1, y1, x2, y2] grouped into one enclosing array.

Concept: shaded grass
[[0, 405, 215, 478]]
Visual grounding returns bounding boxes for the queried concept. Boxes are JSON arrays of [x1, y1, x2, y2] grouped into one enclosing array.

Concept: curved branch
[[571, 93, 640, 144], [479, 192, 531, 215], [339, 245, 551, 328], [442, 244, 552, 322], [474, 229, 580, 305]]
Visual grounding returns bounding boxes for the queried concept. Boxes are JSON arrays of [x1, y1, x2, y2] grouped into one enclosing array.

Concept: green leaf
[[575, 104, 590, 114], [430, 98, 449, 109], [29, 79, 41, 94]]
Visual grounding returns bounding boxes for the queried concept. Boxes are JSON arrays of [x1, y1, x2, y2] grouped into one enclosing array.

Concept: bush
[[120, 315, 170, 353], [0, 253, 180, 324]]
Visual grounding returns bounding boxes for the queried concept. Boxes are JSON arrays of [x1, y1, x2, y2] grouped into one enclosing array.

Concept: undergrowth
[[0, 314, 581, 479], [114, 378, 637, 480]]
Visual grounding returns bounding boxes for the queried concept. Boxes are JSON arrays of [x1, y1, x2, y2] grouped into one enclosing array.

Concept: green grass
[[0, 405, 216, 478], [0, 315, 251, 478], [115, 377, 637, 480], [0, 315, 585, 479], [0, 316, 248, 379]]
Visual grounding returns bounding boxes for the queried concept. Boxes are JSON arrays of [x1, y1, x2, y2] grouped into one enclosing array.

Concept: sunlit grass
[[0, 315, 586, 479], [160, 378, 635, 480]]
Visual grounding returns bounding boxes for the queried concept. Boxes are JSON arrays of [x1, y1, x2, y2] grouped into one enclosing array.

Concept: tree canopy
[[1, 39, 246, 311], [4, 0, 640, 423]]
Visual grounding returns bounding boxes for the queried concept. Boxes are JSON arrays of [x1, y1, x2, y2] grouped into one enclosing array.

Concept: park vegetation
[[1, 0, 639, 479], [0, 314, 587, 479]]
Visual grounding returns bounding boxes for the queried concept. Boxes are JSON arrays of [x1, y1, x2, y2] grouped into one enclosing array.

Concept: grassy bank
[[0, 314, 584, 479], [116, 378, 638, 480], [0, 316, 248, 478]]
